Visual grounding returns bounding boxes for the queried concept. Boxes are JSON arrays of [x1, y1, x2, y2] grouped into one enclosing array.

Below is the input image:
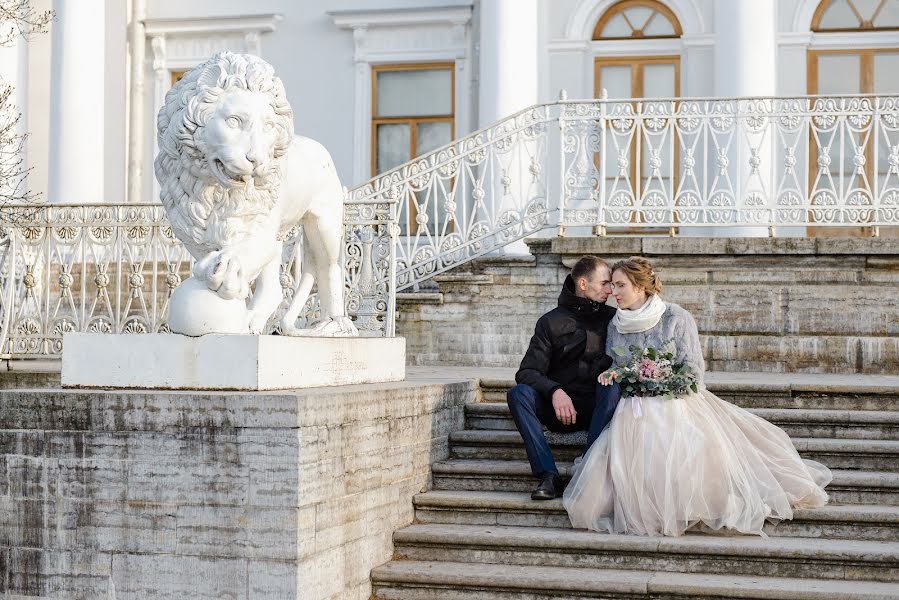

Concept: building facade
[[2, 0, 896, 208]]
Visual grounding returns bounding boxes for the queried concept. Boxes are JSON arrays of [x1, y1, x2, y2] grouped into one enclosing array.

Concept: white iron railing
[[0, 93, 897, 359]]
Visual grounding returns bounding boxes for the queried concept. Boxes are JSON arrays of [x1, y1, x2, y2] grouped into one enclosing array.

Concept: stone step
[[412, 490, 899, 541], [390, 523, 899, 583], [448, 429, 899, 472], [466, 402, 899, 440], [371, 560, 899, 600], [430, 459, 899, 505], [478, 375, 899, 411]]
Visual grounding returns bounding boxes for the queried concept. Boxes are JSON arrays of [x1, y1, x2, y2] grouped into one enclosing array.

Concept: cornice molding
[[144, 14, 282, 37], [329, 5, 472, 30]]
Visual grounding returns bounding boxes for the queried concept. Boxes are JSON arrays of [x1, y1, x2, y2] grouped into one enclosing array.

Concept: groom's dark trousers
[[507, 381, 621, 478]]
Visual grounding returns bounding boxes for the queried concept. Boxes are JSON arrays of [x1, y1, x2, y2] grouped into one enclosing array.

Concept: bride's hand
[[598, 371, 617, 386]]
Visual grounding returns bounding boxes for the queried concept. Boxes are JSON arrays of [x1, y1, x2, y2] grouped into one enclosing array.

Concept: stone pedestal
[[61, 333, 405, 390], [0, 370, 472, 599]]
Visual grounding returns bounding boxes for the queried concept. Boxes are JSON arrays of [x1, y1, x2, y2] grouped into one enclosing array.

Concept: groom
[[507, 255, 621, 500]]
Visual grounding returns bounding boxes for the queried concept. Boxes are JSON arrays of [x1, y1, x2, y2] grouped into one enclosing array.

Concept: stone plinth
[[61, 333, 405, 390], [0, 370, 473, 599]]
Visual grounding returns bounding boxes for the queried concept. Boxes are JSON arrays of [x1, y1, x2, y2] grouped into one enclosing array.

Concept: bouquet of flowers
[[606, 340, 699, 399]]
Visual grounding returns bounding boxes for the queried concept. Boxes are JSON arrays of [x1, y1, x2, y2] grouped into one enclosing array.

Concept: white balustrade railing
[[0, 94, 896, 359], [558, 95, 899, 233]]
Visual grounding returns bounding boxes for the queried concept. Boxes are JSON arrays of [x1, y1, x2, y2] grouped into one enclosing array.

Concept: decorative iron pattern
[[0, 202, 397, 358], [559, 95, 899, 229], [349, 104, 554, 291], [0, 95, 897, 358]]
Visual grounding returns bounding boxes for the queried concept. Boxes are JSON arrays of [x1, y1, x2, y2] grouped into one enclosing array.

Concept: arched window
[[812, 0, 899, 31], [592, 0, 682, 230], [592, 0, 682, 39]]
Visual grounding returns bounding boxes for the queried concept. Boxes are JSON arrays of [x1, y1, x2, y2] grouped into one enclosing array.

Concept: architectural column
[[127, 0, 146, 204], [48, 0, 105, 203], [714, 0, 776, 98], [477, 0, 538, 127], [712, 0, 777, 236], [477, 0, 539, 254]]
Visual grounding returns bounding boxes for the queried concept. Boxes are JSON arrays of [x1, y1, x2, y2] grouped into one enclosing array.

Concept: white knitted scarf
[[612, 294, 666, 333]]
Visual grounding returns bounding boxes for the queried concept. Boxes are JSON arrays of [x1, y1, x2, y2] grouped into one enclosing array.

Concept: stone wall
[[397, 237, 899, 374], [0, 374, 475, 599]]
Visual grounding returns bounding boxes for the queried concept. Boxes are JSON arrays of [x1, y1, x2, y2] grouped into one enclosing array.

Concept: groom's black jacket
[[515, 275, 616, 403]]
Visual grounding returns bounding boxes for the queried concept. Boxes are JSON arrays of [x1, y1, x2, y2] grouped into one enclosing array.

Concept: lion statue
[[154, 51, 357, 337]]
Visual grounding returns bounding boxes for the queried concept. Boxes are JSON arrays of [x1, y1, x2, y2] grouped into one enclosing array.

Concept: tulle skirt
[[562, 389, 832, 537]]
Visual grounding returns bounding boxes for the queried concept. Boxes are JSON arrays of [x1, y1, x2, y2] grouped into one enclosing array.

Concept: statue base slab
[[61, 333, 405, 390]]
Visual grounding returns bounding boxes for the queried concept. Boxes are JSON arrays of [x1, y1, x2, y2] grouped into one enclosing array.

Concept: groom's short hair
[[571, 255, 609, 282]]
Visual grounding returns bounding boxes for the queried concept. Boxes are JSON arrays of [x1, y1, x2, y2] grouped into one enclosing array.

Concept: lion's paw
[[279, 316, 358, 338], [194, 250, 250, 300], [310, 317, 359, 337]]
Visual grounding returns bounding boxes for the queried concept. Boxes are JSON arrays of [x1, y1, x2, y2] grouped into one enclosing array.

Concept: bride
[[562, 257, 832, 537]]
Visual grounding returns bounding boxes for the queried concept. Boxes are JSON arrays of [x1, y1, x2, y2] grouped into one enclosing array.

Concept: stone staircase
[[371, 373, 899, 599]]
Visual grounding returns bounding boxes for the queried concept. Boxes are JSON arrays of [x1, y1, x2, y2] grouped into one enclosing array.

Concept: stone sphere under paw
[[168, 276, 248, 336]]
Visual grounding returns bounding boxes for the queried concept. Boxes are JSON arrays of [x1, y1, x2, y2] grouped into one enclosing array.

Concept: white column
[[714, 0, 776, 98], [477, 0, 539, 255], [477, 0, 538, 127], [48, 0, 105, 204], [711, 0, 776, 237], [127, 0, 146, 204]]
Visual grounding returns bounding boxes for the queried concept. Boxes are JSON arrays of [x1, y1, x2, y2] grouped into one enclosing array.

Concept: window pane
[[599, 65, 632, 99], [643, 63, 676, 98], [643, 12, 675, 36], [817, 54, 861, 94], [818, 0, 861, 29], [874, 52, 899, 93], [624, 6, 655, 30], [853, 0, 881, 20], [875, 0, 899, 27], [416, 121, 452, 156], [376, 69, 452, 118], [376, 123, 410, 174], [600, 13, 632, 38]]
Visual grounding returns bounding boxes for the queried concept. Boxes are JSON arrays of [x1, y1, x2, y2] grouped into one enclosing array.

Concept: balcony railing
[[0, 93, 896, 360]]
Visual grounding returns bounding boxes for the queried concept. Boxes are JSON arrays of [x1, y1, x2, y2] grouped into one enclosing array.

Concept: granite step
[[466, 402, 899, 440], [390, 523, 899, 582], [430, 459, 899, 505], [448, 429, 899, 471], [371, 560, 899, 600], [478, 376, 899, 412], [412, 490, 899, 541]]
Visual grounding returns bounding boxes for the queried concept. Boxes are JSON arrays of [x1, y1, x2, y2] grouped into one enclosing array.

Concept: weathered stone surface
[[397, 237, 899, 374], [0, 375, 476, 600]]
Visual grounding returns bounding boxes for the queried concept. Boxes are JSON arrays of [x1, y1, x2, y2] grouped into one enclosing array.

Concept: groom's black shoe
[[531, 472, 563, 500]]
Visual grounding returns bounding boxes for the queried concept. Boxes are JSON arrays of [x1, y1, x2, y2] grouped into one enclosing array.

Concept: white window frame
[[330, 6, 473, 186]]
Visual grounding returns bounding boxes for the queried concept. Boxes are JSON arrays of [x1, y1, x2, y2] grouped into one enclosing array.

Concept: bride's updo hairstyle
[[611, 257, 663, 296]]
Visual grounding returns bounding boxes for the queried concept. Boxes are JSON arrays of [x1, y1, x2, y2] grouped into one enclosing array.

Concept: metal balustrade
[[0, 93, 896, 360]]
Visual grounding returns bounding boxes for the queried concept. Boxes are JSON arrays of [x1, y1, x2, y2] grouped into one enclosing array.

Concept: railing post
[[598, 88, 608, 237], [557, 88, 568, 237]]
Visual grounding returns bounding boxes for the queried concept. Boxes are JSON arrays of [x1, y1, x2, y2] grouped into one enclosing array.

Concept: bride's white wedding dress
[[562, 298, 832, 537]]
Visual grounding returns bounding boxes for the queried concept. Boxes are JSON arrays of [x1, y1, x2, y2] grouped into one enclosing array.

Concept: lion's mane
[[154, 51, 294, 257]]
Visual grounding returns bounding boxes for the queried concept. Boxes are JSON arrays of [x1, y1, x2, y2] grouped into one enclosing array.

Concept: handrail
[[0, 93, 896, 358]]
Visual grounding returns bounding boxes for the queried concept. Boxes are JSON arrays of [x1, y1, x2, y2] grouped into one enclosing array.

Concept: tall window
[[809, 0, 899, 236], [371, 63, 455, 177], [371, 63, 455, 235], [593, 1, 682, 229]]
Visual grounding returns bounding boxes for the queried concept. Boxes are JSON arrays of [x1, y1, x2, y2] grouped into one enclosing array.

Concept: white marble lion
[[154, 51, 357, 337]]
